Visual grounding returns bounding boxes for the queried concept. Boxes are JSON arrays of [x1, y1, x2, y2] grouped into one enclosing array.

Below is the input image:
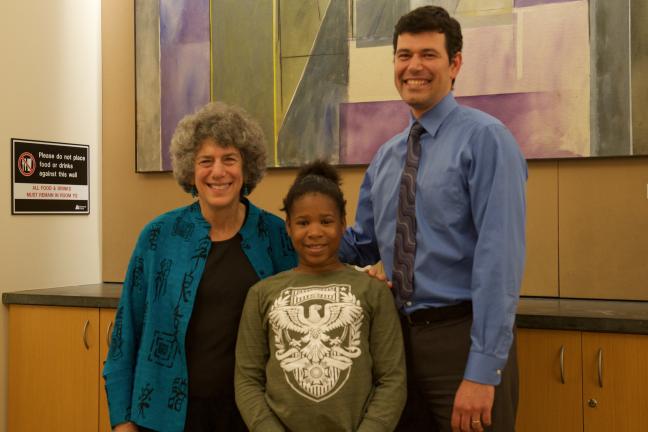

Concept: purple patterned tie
[[393, 122, 425, 302]]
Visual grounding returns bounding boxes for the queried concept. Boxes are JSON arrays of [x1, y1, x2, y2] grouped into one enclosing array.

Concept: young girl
[[235, 161, 406, 432]]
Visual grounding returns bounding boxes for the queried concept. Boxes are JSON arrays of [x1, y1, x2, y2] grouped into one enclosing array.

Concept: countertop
[[2, 283, 121, 309], [515, 297, 648, 334], [3, 284, 648, 334]]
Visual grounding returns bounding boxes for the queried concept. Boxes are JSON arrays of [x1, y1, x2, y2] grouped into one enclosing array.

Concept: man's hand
[[356, 265, 393, 288], [113, 421, 139, 432], [451, 379, 494, 432]]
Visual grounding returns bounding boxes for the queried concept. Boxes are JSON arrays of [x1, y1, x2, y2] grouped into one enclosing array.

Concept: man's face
[[394, 31, 462, 118]]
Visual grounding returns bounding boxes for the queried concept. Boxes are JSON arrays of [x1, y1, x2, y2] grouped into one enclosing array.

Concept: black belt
[[402, 301, 472, 325]]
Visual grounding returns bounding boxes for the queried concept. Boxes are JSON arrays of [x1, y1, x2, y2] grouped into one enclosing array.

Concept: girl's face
[[286, 192, 346, 274]]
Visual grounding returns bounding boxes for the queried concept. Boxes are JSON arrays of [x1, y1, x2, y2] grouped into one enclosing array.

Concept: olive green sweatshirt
[[235, 265, 406, 432]]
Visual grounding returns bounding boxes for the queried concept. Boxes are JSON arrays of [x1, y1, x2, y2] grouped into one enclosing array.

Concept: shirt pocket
[[417, 163, 468, 230]]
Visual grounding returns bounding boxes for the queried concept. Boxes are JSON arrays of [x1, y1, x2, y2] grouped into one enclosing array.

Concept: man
[[340, 6, 526, 432]]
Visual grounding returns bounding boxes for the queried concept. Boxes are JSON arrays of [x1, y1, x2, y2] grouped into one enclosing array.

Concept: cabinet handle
[[82, 319, 90, 350], [106, 321, 113, 347], [559, 345, 565, 384], [597, 348, 603, 388]]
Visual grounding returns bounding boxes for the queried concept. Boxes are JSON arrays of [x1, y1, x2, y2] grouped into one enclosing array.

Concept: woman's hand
[[113, 421, 139, 432]]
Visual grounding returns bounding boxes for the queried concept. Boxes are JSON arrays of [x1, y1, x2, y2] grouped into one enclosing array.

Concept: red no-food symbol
[[18, 152, 36, 177]]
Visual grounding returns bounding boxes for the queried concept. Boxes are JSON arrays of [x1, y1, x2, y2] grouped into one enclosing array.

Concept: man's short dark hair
[[392, 6, 463, 62]]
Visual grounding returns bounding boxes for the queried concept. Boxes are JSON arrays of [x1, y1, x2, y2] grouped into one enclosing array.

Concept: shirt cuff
[[464, 351, 508, 385], [104, 373, 133, 427]]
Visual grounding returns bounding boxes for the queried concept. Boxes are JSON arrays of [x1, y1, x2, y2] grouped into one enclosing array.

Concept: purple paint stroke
[[160, 0, 211, 170], [515, 0, 577, 7], [339, 101, 410, 164], [339, 92, 582, 164], [458, 92, 580, 158]]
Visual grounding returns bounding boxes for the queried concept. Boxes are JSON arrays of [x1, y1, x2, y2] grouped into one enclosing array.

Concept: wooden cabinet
[[581, 332, 648, 432], [8, 305, 116, 432], [516, 329, 582, 432], [516, 328, 648, 432]]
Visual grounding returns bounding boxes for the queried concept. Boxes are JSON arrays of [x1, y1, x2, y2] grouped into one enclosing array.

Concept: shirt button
[[405, 301, 412, 307], [496, 369, 502, 375]]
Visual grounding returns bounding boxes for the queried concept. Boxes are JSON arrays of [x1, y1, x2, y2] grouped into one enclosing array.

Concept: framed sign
[[12, 139, 90, 214]]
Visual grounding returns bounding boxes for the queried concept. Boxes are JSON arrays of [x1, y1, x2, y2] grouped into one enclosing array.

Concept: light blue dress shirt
[[340, 93, 527, 385]]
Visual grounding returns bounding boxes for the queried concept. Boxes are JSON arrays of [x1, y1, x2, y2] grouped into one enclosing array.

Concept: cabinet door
[[516, 329, 583, 432], [582, 332, 648, 432], [8, 305, 99, 432], [99, 308, 117, 432]]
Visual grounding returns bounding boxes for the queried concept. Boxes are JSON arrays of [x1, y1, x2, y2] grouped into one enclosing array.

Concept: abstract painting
[[136, 0, 210, 171], [135, 0, 647, 170]]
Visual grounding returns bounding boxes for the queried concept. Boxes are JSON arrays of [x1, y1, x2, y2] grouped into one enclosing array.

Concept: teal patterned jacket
[[103, 200, 296, 431]]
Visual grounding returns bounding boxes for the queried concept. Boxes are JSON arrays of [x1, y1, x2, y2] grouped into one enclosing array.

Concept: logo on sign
[[18, 152, 36, 177]]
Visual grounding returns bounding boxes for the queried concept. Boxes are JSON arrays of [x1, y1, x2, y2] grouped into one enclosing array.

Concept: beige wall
[[522, 158, 648, 300], [0, 1, 102, 431], [558, 158, 648, 299], [103, 0, 648, 301]]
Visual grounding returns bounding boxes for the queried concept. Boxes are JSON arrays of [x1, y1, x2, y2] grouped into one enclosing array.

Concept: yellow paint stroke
[[272, 0, 279, 165], [209, 1, 213, 99], [516, 9, 523, 80]]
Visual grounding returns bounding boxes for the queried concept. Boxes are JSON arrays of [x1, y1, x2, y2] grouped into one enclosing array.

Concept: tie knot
[[410, 122, 424, 139]]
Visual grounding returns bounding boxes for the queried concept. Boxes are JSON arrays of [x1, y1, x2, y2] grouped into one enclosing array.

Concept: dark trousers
[[396, 312, 519, 432], [139, 395, 248, 432]]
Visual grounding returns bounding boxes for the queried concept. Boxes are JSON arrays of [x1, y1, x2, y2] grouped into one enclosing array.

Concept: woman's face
[[193, 138, 244, 214], [286, 192, 346, 274]]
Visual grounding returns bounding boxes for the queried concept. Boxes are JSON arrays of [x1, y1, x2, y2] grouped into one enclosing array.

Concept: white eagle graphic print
[[268, 284, 364, 402]]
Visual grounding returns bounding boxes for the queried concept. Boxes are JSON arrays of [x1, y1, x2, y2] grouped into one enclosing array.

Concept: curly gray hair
[[170, 101, 268, 195]]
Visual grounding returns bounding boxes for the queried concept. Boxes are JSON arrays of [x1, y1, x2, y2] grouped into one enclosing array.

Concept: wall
[[0, 1, 103, 431], [103, 0, 648, 302], [522, 158, 648, 300], [558, 158, 648, 299]]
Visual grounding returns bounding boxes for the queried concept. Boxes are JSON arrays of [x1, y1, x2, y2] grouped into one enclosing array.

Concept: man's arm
[[452, 123, 527, 430], [339, 165, 382, 266]]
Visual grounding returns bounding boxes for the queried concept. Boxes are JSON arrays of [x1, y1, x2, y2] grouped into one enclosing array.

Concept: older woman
[[104, 102, 297, 432]]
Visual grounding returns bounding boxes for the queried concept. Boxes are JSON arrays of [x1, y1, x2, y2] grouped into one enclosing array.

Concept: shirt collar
[[238, 197, 259, 241], [188, 198, 258, 241], [408, 92, 458, 138]]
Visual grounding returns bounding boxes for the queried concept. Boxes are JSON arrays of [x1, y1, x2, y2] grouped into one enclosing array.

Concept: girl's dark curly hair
[[282, 160, 346, 219]]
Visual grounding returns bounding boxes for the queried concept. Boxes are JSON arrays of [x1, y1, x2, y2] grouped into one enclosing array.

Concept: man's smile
[[403, 78, 432, 87]]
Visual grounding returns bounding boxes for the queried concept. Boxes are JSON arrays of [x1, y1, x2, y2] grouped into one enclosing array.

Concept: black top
[[185, 235, 260, 398]]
